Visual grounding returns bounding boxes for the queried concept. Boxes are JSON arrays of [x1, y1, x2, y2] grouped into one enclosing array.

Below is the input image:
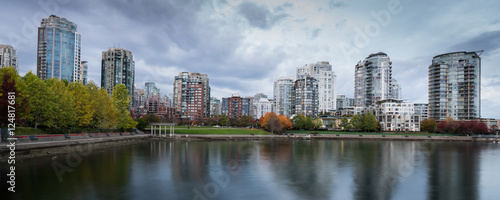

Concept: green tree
[[218, 114, 229, 126], [87, 81, 117, 128], [313, 118, 323, 129], [292, 114, 306, 130], [238, 115, 253, 127], [143, 114, 160, 124], [17, 72, 57, 128], [339, 116, 351, 130], [350, 114, 364, 131], [362, 112, 378, 132], [421, 119, 437, 133], [135, 118, 148, 131], [68, 82, 93, 127], [46, 78, 77, 128], [112, 84, 137, 130], [328, 121, 336, 129], [304, 116, 315, 130]]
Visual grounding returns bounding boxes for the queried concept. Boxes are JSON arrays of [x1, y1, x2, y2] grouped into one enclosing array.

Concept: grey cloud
[[311, 28, 321, 40], [237, 2, 289, 30], [448, 30, 500, 56], [329, 0, 347, 9], [274, 2, 293, 12], [335, 19, 347, 29]]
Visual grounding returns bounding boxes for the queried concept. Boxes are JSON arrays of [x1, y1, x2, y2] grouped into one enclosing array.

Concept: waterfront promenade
[[0, 134, 151, 153], [2, 132, 491, 155]]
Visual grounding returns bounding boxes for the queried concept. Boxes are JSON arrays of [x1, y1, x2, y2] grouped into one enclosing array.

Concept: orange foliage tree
[[278, 114, 293, 130], [259, 112, 292, 134]]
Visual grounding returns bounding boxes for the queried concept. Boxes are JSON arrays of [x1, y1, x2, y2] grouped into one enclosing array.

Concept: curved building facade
[[37, 15, 81, 82], [428, 51, 481, 121], [354, 52, 400, 108]]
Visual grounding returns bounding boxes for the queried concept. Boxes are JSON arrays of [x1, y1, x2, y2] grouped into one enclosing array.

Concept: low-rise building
[[337, 106, 363, 116], [364, 99, 421, 132], [481, 118, 500, 129]]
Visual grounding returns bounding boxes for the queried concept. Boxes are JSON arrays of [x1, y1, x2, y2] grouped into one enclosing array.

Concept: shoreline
[[1, 133, 497, 161], [0, 135, 151, 161]]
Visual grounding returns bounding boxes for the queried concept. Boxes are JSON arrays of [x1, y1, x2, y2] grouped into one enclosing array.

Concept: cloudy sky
[[1, 0, 500, 118]]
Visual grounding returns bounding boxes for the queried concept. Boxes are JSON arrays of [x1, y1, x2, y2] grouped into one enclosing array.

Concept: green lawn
[[147, 126, 222, 130], [173, 128, 270, 135], [13, 127, 43, 135]]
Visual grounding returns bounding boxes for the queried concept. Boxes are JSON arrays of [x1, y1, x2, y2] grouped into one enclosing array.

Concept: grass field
[[11, 126, 455, 137], [287, 130, 454, 136], [172, 128, 270, 135]]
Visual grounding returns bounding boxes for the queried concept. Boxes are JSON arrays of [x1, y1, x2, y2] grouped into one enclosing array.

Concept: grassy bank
[[173, 128, 270, 135], [12, 126, 456, 137], [286, 130, 455, 136]]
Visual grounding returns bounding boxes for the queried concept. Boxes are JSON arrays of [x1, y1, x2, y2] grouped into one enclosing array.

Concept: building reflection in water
[[9, 140, 488, 200]]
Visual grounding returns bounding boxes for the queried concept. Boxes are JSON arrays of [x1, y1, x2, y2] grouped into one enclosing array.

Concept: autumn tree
[[0, 67, 20, 127], [421, 119, 437, 133], [260, 112, 291, 134], [490, 125, 499, 134], [87, 81, 117, 128], [437, 117, 458, 133], [68, 82, 93, 127], [277, 114, 293, 130], [112, 84, 137, 130], [259, 112, 276, 130], [268, 116, 283, 134]]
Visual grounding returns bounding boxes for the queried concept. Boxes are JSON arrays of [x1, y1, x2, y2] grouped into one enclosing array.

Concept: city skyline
[[1, 0, 499, 118]]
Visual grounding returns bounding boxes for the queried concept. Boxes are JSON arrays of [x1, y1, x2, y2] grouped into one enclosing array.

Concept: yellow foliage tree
[[68, 82, 93, 127]]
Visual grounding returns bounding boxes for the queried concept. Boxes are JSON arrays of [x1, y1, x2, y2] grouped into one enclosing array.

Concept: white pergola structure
[[150, 123, 176, 137]]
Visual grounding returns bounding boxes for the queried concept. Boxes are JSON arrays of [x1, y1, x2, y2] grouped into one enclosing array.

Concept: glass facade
[[355, 52, 400, 108], [297, 61, 337, 112], [37, 15, 81, 82], [145, 82, 160, 99], [0, 44, 18, 70], [101, 48, 135, 105], [273, 77, 294, 117], [293, 76, 319, 117], [428, 51, 481, 121]]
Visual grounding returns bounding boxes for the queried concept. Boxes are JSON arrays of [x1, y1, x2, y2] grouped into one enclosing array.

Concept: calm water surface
[[3, 140, 500, 200]]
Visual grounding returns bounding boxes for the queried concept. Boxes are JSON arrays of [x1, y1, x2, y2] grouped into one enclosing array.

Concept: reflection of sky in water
[[7, 141, 500, 200], [479, 144, 500, 200]]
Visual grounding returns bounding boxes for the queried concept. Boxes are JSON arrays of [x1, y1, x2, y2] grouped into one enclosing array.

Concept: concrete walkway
[[0, 133, 478, 153], [0, 134, 151, 152]]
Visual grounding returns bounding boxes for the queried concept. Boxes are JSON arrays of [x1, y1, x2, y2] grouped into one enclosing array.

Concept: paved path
[[0, 133, 477, 153], [0, 134, 151, 152]]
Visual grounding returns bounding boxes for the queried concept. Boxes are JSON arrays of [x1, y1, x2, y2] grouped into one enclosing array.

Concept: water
[[3, 140, 500, 200]]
